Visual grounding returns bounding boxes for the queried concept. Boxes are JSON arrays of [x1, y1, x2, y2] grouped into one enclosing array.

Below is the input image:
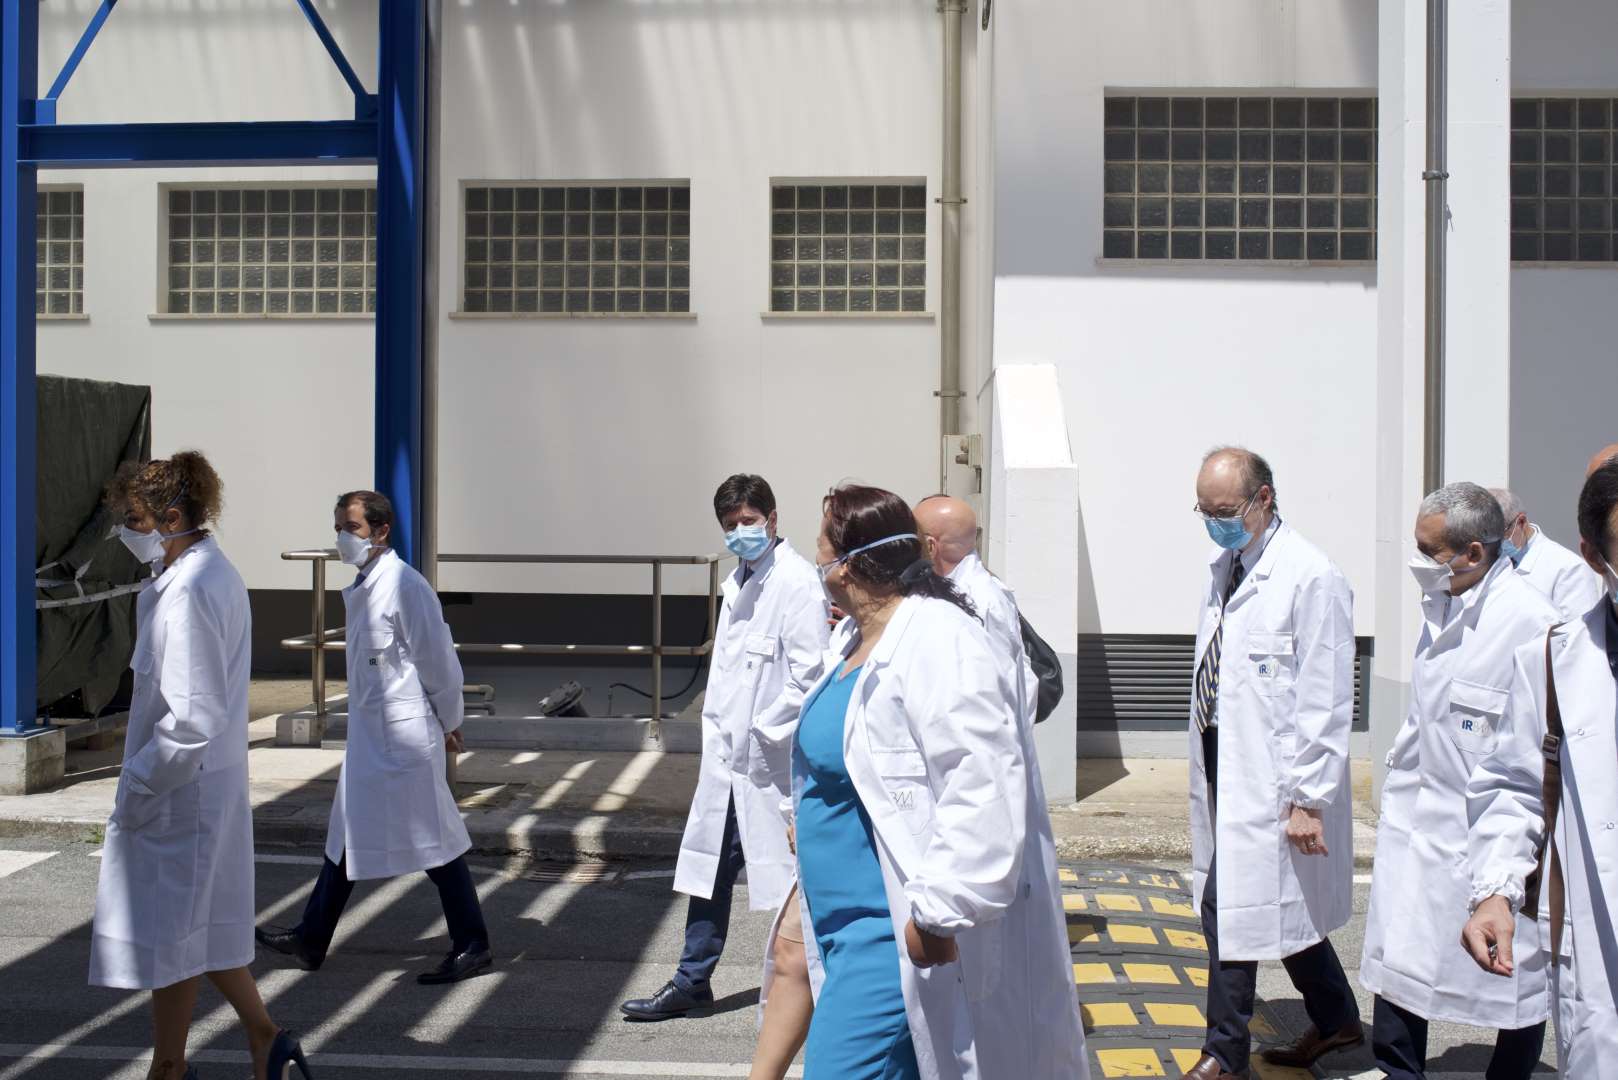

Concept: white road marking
[[0, 850, 55, 878], [621, 869, 676, 881], [0, 1044, 801, 1076]]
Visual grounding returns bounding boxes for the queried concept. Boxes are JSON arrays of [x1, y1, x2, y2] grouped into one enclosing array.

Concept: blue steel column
[[374, 0, 426, 569], [1, 1, 40, 736]]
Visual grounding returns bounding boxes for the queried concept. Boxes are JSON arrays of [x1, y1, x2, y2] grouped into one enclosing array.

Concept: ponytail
[[106, 448, 225, 530]]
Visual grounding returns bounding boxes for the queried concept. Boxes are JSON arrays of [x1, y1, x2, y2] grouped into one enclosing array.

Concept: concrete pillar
[[1373, 0, 1512, 799], [983, 364, 1080, 804], [0, 728, 64, 795]]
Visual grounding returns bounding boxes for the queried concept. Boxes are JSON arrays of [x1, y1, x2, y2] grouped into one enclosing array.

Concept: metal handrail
[[280, 549, 727, 722]]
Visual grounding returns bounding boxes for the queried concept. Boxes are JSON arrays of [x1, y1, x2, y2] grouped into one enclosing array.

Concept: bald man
[[1588, 443, 1618, 477], [1492, 487, 1604, 620], [913, 495, 1085, 1078]]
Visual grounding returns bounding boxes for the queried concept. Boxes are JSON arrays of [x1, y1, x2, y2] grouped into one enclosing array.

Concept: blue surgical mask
[[725, 523, 772, 562], [816, 532, 919, 581], [1204, 515, 1253, 551], [1500, 532, 1524, 565]]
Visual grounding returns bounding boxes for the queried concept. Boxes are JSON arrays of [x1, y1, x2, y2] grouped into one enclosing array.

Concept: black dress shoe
[[417, 944, 493, 985], [255, 926, 322, 971], [619, 979, 715, 1021]]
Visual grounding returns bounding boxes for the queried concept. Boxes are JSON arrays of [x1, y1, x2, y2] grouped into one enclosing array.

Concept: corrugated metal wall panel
[[1075, 634, 1373, 732]]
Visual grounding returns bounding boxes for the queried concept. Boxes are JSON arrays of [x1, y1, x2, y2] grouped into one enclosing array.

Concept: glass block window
[[163, 185, 376, 316], [770, 181, 927, 313], [1103, 96, 1378, 262], [462, 182, 691, 315], [1511, 98, 1618, 262], [36, 186, 83, 317]]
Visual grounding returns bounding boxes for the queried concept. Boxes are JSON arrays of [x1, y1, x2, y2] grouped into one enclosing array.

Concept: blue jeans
[[674, 795, 746, 992]]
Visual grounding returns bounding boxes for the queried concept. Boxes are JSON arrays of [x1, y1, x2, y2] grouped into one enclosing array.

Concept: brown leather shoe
[[1260, 1019, 1366, 1067], [1182, 1054, 1246, 1080]]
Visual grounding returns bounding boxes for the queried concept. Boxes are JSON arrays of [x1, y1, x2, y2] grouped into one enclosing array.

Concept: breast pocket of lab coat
[[871, 744, 934, 836], [1448, 679, 1506, 763], [741, 632, 779, 706], [1245, 630, 1297, 698]]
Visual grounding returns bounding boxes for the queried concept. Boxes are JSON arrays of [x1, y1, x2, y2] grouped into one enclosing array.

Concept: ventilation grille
[[1074, 634, 1372, 732]]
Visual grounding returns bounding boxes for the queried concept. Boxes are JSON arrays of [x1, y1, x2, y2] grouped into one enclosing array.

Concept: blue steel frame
[[1, 0, 430, 736]]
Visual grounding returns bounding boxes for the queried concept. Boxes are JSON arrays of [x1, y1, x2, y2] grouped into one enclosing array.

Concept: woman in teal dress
[[794, 657, 919, 1080]]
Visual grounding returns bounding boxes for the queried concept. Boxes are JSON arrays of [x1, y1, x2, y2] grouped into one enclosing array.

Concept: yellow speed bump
[[1164, 928, 1207, 951], [1097, 893, 1144, 913], [1149, 896, 1197, 919], [1107, 923, 1158, 945], [1170, 1048, 1205, 1072], [1074, 962, 1117, 984], [1081, 1001, 1139, 1028], [1068, 918, 1104, 944], [1143, 1002, 1206, 1028], [1122, 963, 1179, 985], [1185, 966, 1209, 987], [1059, 868, 1079, 883], [1094, 1048, 1166, 1077], [1063, 894, 1089, 912]]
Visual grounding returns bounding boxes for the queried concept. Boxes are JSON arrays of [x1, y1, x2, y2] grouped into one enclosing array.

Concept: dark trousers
[[1372, 995, 1545, 1080], [674, 795, 747, 992], [1201, 726, 1360, 1074], [297, 852, 490, 962]]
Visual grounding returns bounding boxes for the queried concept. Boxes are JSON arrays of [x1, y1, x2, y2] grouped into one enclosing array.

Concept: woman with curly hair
[[90, 450, 309, 1080]]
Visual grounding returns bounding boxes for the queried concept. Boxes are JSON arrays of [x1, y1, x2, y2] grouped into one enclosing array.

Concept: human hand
[[1286, 805, 1327, 856], [827, 604, 846, 630], [1461, 895, 1517, 977], [445, 729, 465, 754], [787, 821, 797, 855], [904, 919, 958, 968]]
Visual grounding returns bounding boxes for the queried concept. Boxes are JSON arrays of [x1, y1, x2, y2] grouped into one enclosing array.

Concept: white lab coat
[[1188, 521, 1355, 961], [792, 595, 1055, 1080], [90, 538, 255, 990], [1516, 525, 1605, 621], [676, 539, 829, 911], [328, 548, 470, 879], [1361, 559, 1556, 1028], [944, 554, 1088, 1078], [1469, 602, 1618, 1078]]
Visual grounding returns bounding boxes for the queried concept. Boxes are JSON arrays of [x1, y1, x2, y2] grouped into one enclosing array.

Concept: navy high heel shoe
[[264, 1030, 312, 1079]]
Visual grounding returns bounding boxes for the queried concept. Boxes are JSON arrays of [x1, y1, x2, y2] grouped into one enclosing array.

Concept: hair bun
[[898, 558, 934, 587]]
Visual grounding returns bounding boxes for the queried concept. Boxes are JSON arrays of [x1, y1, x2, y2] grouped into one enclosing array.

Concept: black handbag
[[1019, 613, 1064, 724]]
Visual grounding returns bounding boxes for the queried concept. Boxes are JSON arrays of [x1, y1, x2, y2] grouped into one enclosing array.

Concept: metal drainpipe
[[938, 0, 967, 492], [1422, 0, 1448, 493]]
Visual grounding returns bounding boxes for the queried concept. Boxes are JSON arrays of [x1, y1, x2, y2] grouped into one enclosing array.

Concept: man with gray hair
[[1360, 482, 1558, 1079], [1491, 486, 1604, 620]]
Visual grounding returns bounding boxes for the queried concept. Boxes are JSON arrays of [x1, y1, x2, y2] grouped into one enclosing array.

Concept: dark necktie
[[1193, 557, 1246, 733]]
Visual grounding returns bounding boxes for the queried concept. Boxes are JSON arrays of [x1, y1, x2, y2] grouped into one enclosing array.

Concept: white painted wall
[[993, 0, 1382, 639], [32, 1, 965, 595], [35, 1, 379, 592], [1508, 0, 1618, 543]]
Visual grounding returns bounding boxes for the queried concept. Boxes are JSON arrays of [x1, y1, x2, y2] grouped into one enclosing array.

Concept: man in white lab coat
[[915, 495, 1087, 1078], [257, 490, 491, 985], [1362, 483, 1557, 1079], [1491, 487, 1604, 619], [621, 474, 829, 1021], [1464, 459, 1618, 1077], [1184, 448, 1362, 1080]]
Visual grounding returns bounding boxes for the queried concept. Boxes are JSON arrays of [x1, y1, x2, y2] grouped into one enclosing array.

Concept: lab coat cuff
[[1288, 793, 1329, 811], [1469, 878, 1525, 915]]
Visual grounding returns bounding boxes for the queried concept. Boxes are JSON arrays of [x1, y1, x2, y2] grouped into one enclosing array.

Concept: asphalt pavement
[[0, 835, 1557, 1079]]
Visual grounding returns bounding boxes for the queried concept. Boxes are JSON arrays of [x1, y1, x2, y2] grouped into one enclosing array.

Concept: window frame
[[1097, 90, 1379, 271], [762, 175, 935, 319], [451, 178, 696, 320], [1509, 93, 1618, 269], [153, 179, 377, 321], [37, 182, 85, 321]]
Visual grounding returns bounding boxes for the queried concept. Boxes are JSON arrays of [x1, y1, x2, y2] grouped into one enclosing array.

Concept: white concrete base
[[274, 711, 327, 747], [0, 729, 66, 795]]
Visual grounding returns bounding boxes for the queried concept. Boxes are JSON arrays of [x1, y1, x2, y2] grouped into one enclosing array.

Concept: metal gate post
[[0, 1, 40, 736]]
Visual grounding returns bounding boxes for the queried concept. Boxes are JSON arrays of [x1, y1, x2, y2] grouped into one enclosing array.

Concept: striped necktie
[[1194, 557, 1246, 733]]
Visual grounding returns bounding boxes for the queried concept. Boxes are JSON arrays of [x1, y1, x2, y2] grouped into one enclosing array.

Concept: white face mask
[[1409, 550, 1466, 595], [119, 522, 200, 568], [1600, 557, 1618, 608], [336, 529, 379, 567]]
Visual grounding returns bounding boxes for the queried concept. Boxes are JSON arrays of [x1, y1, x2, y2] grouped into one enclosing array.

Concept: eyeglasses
[[1192, 491, 1256, 523]]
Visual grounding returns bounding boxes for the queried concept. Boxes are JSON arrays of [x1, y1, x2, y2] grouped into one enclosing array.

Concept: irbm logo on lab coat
[[891, 789, 916, 811], [1256, 659, 1277, 678], [1460, 714, 1490, 737]]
